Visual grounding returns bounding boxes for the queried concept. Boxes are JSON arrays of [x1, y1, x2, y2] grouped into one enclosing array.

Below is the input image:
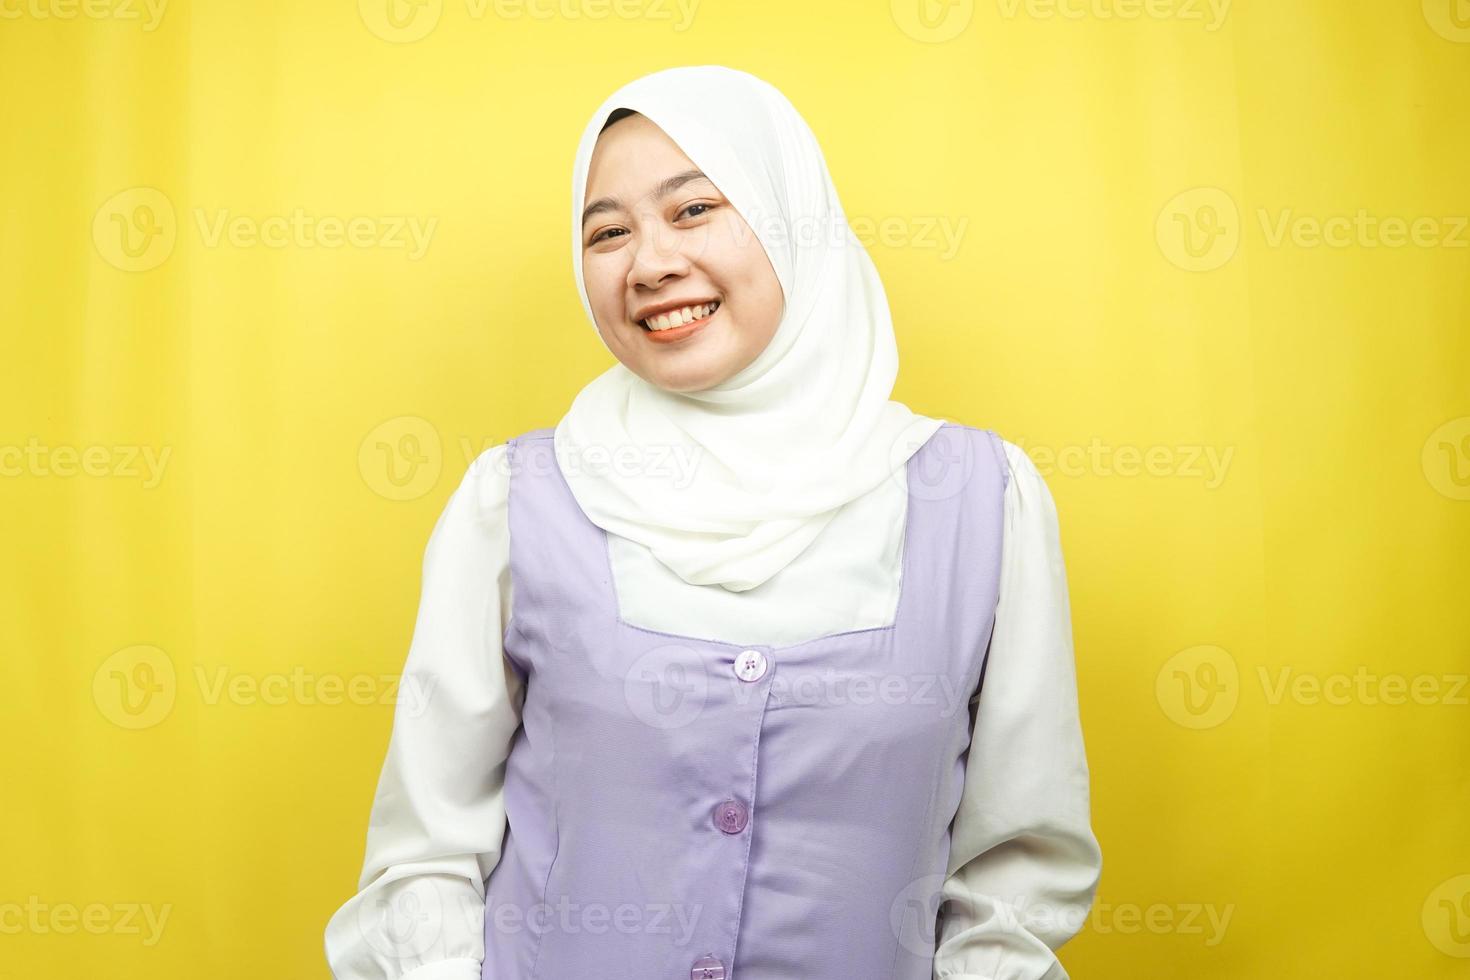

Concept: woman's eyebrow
[[581, 169, 713, 228]]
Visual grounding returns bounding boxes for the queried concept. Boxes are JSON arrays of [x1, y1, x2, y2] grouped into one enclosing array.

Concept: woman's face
[[580, 112, 784, 393]]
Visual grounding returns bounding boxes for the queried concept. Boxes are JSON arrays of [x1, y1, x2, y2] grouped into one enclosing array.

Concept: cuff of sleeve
[[398, 958, 483, 980], [937, 964, 1069, 980]]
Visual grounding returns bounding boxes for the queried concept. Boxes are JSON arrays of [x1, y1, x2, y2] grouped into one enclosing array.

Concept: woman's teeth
[[641, 300, 719, 331]]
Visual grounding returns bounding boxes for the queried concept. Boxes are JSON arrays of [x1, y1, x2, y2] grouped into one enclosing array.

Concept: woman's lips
[[641, 304, 718, 344]]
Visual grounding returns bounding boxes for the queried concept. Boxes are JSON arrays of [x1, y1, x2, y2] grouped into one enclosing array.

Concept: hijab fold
[[555, 65, 944, 594]]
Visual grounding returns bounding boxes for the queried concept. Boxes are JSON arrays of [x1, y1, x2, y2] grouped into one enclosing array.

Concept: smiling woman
[[578, 111, 783, 390], [324, 64, 1101, 980]]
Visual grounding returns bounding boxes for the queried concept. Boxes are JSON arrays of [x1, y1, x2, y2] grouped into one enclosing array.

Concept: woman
[[325, 64, 1101, 980]]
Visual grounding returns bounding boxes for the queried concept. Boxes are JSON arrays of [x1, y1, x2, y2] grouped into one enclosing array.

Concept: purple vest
[[482, 422, 1008, 980]]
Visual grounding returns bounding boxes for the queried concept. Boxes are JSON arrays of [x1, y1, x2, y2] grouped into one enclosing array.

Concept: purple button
[[712, 798, 748, 834], [734, 648, 768, 682], [691, 954, 725, 979]]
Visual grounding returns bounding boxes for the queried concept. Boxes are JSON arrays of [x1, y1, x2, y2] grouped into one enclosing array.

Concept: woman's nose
[[628, 222, 691, 287]]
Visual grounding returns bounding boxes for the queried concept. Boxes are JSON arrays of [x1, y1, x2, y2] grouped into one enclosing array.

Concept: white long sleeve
[[324, 447, 523, 980], [324, 436, 1101, 979], [933, 441, 1103, 980]]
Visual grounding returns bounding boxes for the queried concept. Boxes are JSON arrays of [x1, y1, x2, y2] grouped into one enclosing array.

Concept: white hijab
[[554, 65, 944, 594]]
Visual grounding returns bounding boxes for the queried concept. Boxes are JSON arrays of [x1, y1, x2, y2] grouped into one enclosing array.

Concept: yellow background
[[3, 0, 1468, 977]]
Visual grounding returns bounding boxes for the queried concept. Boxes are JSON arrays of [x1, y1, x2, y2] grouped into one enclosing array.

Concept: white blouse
[[323, 436, 1102, 980]]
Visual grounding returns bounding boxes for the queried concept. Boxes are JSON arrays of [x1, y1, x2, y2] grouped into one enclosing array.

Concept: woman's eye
[[588, 204, 715, 245]]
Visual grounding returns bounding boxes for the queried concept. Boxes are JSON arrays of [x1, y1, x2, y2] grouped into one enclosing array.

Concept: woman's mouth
[[638, 300, 720, 344]]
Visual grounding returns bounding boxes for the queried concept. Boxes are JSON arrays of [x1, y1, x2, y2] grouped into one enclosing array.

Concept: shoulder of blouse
[[465, 442, 511, 516], [995, 435, 1041, 489], [424, 442, 516, 654], [993, 436, 1061, 528]]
